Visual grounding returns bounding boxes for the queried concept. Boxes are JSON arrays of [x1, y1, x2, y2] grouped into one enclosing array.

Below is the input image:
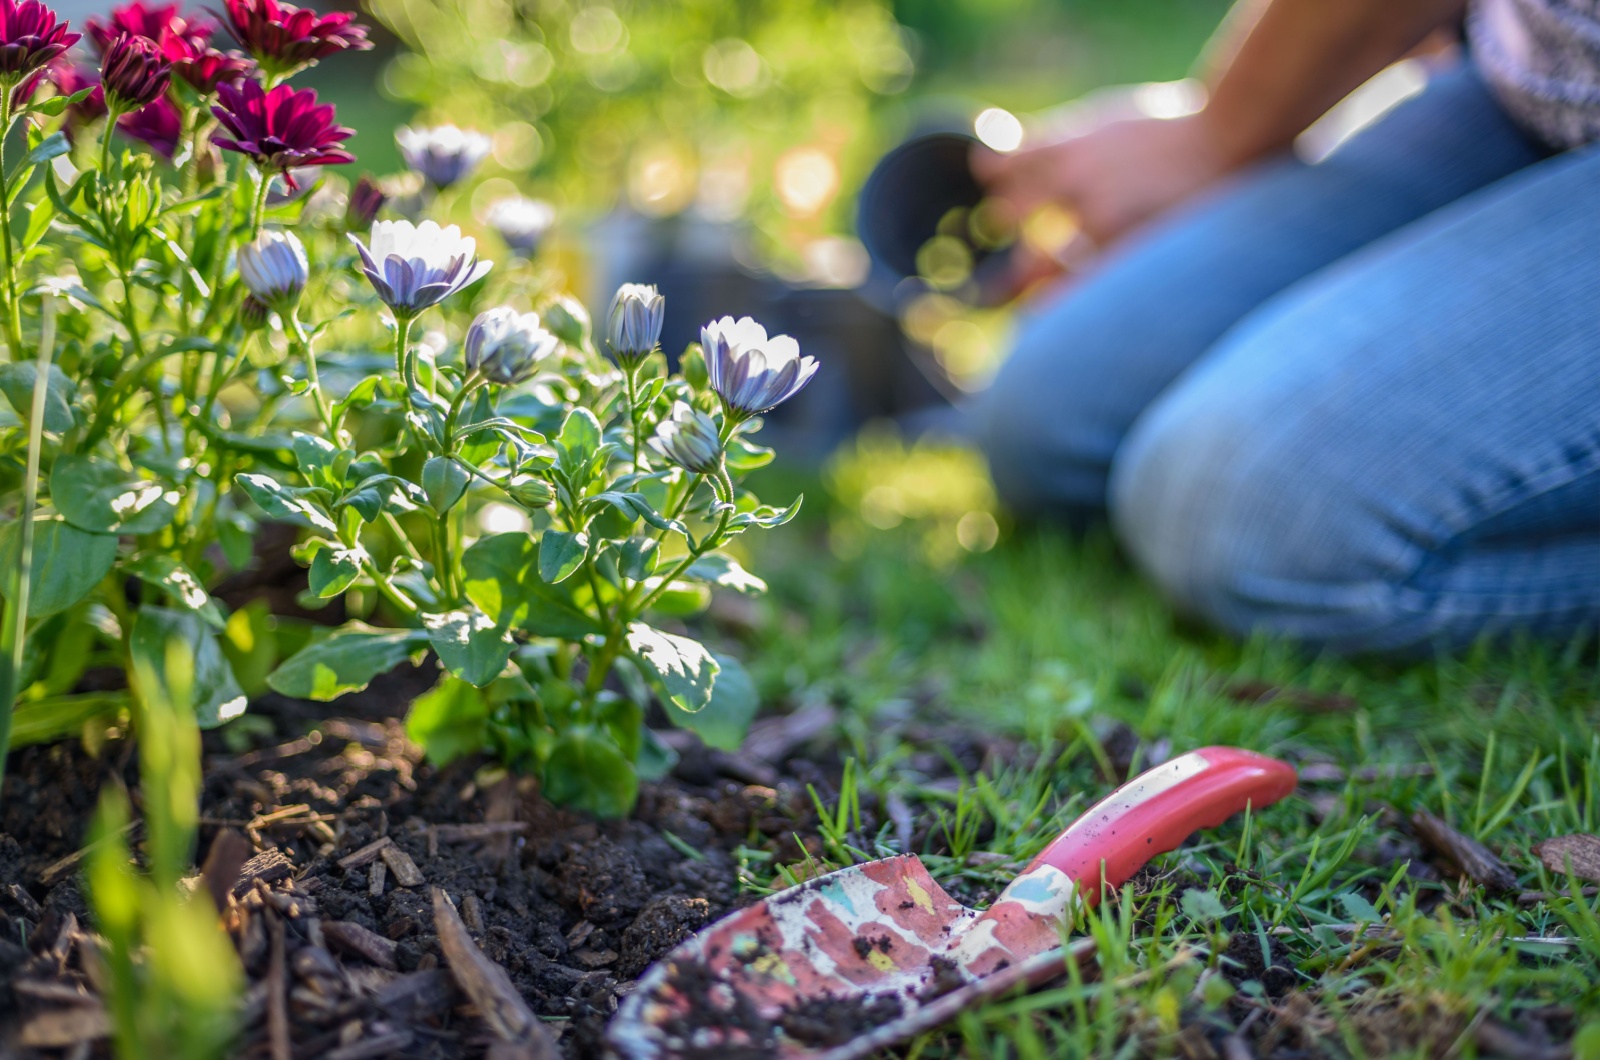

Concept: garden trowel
[[609, 746, 1296, 1060]]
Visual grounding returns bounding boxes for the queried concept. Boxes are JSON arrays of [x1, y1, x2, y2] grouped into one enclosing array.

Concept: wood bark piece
[[18, 1004, 111, 1047], [1531, 833, 1600, 884], [199, 829, 253, 913], [430, 822, 529, 843], [368, 860, 387, 896], [233, 847, 294, 897], [339, 836, 395, 870], [379, 844, 425, 888], [323, 920, 399, 970], [1411, 809, 1518, 892], [7, 881, 43, 919], [432, 888, 557, 1056], [373, 969, 453, 1021], [267, 910, 291, 1060]]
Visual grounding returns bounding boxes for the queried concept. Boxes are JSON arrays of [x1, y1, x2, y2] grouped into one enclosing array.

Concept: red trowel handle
[[1018, 746, 1296, 908]]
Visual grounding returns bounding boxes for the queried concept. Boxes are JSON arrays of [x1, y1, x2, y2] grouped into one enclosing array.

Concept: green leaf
[[461, 533, 602, 640], [21, 199, 56, 251], [129, 606, 248, 728], [617, 536, 660, 581], [19, 130, 69, 167], [220, 600, 277, 698], [217, 510, 257, 570], [51, 455, 178, 535], [538, 529, 588, 584], [684, 553, 767, 594], [308, 544, 364, 597], [642, 579, 710, 617], [235, 473, 338, 534], [555, 407, 601, 472], [0, 519, 117, 618], [725, 435, 775, 472], [542, 725, 638, 817], [123, 554, 224, 627], [9, 692, 126, 747], [667, 653, 757, 751], [422, 608, 514, 687], [405, 674, 489, 766], [0, 361, 75, 432], [332, 374, 383, 418], [586, 490, 687, 536], [27, 88, 93, 118], [1179, 889, 1229, 923], [266, 623, 430, 701], [726, 495, 803, 533], [422, 455, 470, 514], [1337, 892, 1382, 924], [625, 622, 719, 712], [635, 728, 679, 782], [292, 432, 344, 485]]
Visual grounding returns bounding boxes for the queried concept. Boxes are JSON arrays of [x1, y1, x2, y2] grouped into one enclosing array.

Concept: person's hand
[[973, 109, 1237, 263]]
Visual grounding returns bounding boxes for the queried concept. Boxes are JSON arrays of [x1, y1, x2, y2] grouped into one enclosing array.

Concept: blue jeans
[[970, 62, 1600, 654]]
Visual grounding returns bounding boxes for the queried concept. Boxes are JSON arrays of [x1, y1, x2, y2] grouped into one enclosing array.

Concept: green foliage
[[89, 637, 239, 1060], [0, 25, 800, 820]]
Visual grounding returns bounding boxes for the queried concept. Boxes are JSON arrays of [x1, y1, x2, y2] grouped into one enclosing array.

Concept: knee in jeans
[[1108, 392, 1396, 646]]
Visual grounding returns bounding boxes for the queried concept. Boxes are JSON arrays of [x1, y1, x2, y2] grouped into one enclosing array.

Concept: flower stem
[[0, 299, 57, 787], [624, 364, 643, 470], [632, 463, 733, 616], [0, 86, 25, 358], [288, 310, 336, 439], [249, 167, 271, 240], [443, 374, 482, 455], [394, 315, 417, 394], [364, 558, 418, 617], [98, 104, 123, 182]]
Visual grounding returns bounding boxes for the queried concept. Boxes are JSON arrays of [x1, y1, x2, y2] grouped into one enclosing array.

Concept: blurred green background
[[304, 0, 1229, 248]]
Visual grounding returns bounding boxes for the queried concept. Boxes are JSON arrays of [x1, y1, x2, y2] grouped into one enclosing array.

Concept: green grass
[[735, 431, 1600, 1058]]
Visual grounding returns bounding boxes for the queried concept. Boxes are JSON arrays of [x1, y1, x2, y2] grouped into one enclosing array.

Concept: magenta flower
[[211, 77, 352, 187], [0, 0, 80, 83], [162, 32, 251, 93], [218, 0, 369, 79], [85, 2, 199, 55], [119, 95, 181, 158], [100, 31, 171, 110]]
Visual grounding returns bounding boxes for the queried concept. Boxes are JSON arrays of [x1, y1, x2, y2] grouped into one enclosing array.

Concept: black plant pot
[[856, 130, 1014, 309]]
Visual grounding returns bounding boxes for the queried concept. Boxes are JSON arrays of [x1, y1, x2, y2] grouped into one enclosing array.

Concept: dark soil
[[0, 658, 861, 1059]]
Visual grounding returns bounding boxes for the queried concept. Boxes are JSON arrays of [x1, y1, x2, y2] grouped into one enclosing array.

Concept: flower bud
[[100, 32, 171, 111], [238, 293, 270, 332], [344, 174, 386, 230], [542, 296, 589, 349], [507, 476, 554, 510], [605, 283, 664, 369], [464, 306, 558, 386], [237, 228, 308, 312], [648, 401, 723, 475]]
